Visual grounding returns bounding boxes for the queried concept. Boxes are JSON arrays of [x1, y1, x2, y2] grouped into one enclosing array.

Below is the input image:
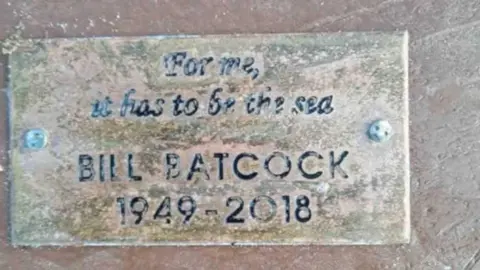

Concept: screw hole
[[375, 125, 380, 131]]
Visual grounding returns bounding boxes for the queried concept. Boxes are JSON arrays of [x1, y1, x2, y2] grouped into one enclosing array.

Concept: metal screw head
[[368, 120, 392, 143], [24, 129, 48, 150]]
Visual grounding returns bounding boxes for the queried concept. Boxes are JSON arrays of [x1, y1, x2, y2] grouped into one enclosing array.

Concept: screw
[[368, 120, 392, 143], [24, 128, 48, 150]]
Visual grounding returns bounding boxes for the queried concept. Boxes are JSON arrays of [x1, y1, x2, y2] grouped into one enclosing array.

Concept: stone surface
[[9, 32, 409, 245], [0, 0, 479, 269]]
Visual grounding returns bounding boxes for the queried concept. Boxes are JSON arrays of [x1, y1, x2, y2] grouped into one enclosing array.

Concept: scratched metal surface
[[8, 33, 409, 246], [0, 0, 479, 269]]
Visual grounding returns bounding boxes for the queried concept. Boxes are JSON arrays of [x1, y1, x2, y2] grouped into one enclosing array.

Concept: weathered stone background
[[0, 0, 478, 269]]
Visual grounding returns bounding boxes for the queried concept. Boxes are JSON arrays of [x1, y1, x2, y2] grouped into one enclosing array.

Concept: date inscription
[[116, 195, 313, 226]]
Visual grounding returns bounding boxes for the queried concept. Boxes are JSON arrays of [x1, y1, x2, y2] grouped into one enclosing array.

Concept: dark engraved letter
[[318, 95, 334, 114], [294, 96, 306, 113], [208, 88, 222, 116], [241, 57, 259, 80], [306, 97, 318, 114], [219, 57, 241, 75], [213, 152, 229, 180], [257, 92, 271, 114], [164, 52, 187, 76], [128, 153, 142, 181], [245, 94, 256, 114], [120, 89, 136, 117], [91, 100, 103, 118], [225, 97, 235, 113], [133, 99, 150, 117], [91, 96, 113, 118], [199, 57, 214, 75], [233, 153, 258, 180], [99, 154, 105, 182], [183, 58, 198, 76], [184, 98, 199, 116], [79, 154, 95, 182], [264, 152, 291, 179], [330, 151, 349, 179], [187, 153, 210, 181], [274, 97, 285, 114], [153, 98, 165, 116], [165, 153, 180, 179], [298, 151, 323, 179], [110, 154, 117, 181], [172, 95, 185, 116]]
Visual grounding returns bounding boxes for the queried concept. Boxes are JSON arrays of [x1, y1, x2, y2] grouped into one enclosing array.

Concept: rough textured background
[[0, 0, 479, 269], [8, 33, 409, 245]]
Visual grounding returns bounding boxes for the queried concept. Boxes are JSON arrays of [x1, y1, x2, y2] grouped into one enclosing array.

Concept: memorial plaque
[[7, 32, 410, 246]]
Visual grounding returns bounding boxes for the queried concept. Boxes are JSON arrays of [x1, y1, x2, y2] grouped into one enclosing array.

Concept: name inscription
[[78, 151, 349, 182]]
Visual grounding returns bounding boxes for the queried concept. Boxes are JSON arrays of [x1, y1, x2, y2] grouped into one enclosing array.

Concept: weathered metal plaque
[[8, 32, 410, 246]]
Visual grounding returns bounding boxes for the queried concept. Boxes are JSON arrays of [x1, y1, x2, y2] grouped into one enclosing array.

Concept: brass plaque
[[8, 32, 410, 246]]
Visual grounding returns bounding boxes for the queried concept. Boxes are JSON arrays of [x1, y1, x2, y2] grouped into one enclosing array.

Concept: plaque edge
[[6, 31, 412, 247]]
